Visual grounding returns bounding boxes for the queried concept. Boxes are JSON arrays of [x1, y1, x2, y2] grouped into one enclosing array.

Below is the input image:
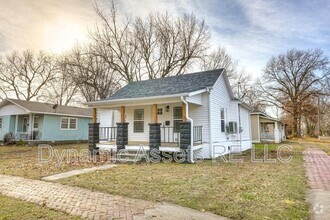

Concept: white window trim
[[173, 106, 183, 132], [220, 107, 226, 133], [33, 116, 39, 129], [60, 117, 78, 130], [22, 117, 28, 132], [133, 109, 144, 133]]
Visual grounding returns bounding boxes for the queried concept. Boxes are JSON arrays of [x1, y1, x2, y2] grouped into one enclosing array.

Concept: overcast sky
[[0, 0, 330, 77]]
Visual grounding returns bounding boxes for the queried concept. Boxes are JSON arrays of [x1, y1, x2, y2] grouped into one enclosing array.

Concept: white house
[[87, 69, 252, 160], [250, 111, 286, 144]]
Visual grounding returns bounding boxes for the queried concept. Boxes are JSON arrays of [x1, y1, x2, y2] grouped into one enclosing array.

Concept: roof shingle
[[107, 69, 223, 100], [6, 99, 92, 117]]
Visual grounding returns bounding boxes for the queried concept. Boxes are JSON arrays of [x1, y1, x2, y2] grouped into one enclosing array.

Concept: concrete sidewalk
[[41, 164, 118, 181]]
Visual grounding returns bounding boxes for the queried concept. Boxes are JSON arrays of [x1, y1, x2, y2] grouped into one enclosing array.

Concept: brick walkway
[[303, 148, 330, 190], [0, 174, 155, 220], [303, 147, 330, 220]]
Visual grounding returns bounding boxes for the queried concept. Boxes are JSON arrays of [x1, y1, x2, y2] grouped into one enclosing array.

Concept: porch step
[[113, 149, 149, 163]]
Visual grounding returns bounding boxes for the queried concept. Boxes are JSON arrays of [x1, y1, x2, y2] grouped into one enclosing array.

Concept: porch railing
[[14, 132, 29, 141], [193, 126, 203, 144], [9, 131, 41, 141], [260, 132, 274, 140], [100, 127, 117, 142], [161, 125, 203, 146], [161, 126, 180, 146], [99, 125, 202, 145]]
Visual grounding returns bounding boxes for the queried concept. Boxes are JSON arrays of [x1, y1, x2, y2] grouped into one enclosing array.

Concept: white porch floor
[[97, 141, 204, 152]]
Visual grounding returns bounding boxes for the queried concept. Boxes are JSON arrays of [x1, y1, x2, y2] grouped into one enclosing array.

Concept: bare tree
[[40, 57, 79, 105], [66, 46, 121, 102], [259, 48, 329, 137], [0, 50, 56, 100], [90, 1, 210, 82], [90, 1, 142, 82], [201, 47, 238, 77], [200, 46, 261, 108]]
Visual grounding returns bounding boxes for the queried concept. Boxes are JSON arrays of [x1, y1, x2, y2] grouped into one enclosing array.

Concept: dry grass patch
[[290, 137, 330, 155], [0, 144, 107, 179], [58, 143, 310, 220], [0, 194, 79, 220]]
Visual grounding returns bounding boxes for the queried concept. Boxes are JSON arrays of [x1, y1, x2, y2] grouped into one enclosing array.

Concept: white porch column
[[15, 115, 18, 133], [274, 121, 280, 143], [28, 113, 33, 140]]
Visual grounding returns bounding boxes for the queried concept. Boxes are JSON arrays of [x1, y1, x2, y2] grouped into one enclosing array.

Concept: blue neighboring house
[[0, 98, 92, 142]]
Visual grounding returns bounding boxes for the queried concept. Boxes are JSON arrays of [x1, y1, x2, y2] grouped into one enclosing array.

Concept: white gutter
[[206, 87, 213, 159], [181, 96, 194, 163], [86, 93, 189, 106]]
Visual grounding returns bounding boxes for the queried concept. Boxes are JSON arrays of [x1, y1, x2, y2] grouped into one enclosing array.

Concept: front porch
[[98, 125, 203, 150], [89, 100, 204, 158], [259, 119, 282, 143], [8, 114, 43, 141]]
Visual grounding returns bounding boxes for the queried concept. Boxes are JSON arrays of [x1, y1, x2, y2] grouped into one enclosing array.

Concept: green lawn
[[57, 143, 310, 220], [0, 194, 79, 220]]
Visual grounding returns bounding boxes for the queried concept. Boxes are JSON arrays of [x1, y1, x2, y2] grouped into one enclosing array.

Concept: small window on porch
[[134, 109, 144, 133], [173, 107, 182, 132], [157, 108, 163, 115], [220, 108, 225, 132], [33, 116, 39, 129]]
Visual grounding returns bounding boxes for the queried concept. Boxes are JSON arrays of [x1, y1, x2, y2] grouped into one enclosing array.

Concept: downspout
[[206, 87, 213, 159], [238, 103, 242, 148], [181, 96, 194, 163]]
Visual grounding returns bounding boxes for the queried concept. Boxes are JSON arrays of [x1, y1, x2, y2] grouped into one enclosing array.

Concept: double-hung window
[[173, 107, 182, 132], [134, 109, 144, 133], [220, 108, 226, 132], [61, 117, 77, 130]]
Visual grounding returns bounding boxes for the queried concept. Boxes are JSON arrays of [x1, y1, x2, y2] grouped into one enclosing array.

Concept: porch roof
[[251, 111, 282, 123], [88, 69, 224, 106]]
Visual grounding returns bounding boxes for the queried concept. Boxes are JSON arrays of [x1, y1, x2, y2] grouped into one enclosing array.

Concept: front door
[[22, 117, 28, 132]]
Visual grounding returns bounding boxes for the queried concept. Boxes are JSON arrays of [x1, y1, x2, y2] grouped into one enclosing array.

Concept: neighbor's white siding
[[0, 104, 27, 116]]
